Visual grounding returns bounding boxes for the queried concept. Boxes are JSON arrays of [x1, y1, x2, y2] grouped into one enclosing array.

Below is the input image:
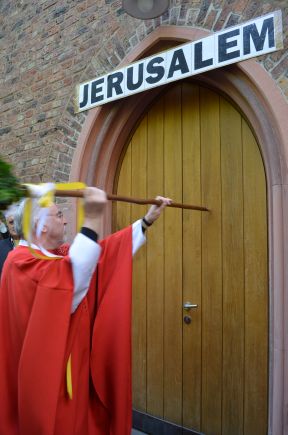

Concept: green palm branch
[[0, 158, 28, 211]]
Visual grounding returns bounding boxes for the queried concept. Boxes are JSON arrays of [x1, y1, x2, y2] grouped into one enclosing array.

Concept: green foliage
[[0, 158, 28, 211]]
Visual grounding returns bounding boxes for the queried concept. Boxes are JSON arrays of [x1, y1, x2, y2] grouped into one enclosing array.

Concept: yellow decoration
[[55, 182, 86, 191], [23, 198, 32, 242], [38, 190, 54, 208], [22, 182, 87, 260], [56, 181, 86, 233], [77, 198, 84, 232], [66, 354, 73, 400], [23, 195, 62, 260], [22, 183, 87, 397]]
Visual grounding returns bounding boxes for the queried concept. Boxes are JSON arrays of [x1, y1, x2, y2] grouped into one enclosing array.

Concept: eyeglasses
[[47, 211, 64, 219]]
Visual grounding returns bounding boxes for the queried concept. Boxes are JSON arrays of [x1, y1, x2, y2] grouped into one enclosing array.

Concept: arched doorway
[[71, 27, 288, 434], [113, 81, 268, 434]]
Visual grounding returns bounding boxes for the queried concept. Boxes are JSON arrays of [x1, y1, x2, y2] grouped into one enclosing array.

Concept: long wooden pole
[[54, 190, 209, 212]]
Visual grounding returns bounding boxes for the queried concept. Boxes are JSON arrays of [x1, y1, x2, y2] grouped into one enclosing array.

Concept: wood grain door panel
[[113, 82, 268, 435]]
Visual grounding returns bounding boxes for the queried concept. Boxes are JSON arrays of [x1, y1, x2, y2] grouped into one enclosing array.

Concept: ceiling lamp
[[122, 0, 169, 20]]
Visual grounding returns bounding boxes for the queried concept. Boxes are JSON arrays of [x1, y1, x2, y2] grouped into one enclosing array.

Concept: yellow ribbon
[[23, 182, 87, 399], [23, 197, 61, 260], [66, 354, 73, 400], [55, 182, 85, 232], [23, 197, 32, 245], [23, 182, 86, 260], [38, 190, 54, 208]]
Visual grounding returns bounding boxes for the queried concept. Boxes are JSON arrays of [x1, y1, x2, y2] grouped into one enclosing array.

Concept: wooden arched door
[[113, 82, 268, 435]]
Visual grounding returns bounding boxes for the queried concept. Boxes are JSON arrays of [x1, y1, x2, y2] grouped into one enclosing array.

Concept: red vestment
[[0, 227, 133, 435]]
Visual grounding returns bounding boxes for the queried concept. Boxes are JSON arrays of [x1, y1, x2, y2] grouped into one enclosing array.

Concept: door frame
[[71, 26, 288, 435]]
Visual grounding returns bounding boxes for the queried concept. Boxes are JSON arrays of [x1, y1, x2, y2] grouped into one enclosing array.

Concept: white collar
[[18, 239, 62, 258]]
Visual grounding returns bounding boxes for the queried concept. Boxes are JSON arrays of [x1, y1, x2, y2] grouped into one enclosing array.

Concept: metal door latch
[[183, 302, 198, 311]]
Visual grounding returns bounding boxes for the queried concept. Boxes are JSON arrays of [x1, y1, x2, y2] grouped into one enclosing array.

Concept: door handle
[[183, 302, 198, 310]]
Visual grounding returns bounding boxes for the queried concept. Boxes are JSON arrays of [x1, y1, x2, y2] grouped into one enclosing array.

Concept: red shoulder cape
[[0, 226, 133, 435]]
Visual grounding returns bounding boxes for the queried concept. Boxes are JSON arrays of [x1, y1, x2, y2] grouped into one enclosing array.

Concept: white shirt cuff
[[132, 219, 146, 256]]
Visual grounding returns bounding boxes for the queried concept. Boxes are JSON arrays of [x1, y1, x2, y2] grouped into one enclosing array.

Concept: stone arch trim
[[71, 26, 288, 435]]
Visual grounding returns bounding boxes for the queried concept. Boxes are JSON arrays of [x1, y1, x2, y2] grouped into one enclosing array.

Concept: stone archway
[[71, 27, 288, 435]]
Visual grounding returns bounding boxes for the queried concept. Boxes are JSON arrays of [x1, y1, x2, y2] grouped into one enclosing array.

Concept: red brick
[[0, 0, 286, 183]]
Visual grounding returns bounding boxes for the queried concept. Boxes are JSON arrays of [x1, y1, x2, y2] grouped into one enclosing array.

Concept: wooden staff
[[55, 190, 209, 212]]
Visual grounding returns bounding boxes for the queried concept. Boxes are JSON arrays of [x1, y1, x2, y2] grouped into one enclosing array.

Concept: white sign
[[75, 10, 283, 113]]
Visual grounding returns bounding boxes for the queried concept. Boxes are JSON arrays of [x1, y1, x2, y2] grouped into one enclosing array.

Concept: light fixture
[[122, 0, 169, 20]]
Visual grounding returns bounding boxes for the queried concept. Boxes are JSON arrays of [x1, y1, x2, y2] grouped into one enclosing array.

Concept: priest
[[0, 186, 171, 435]]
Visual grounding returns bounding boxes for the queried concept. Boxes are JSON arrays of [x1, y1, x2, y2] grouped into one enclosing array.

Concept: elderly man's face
[[6, 214, 18, 239], [45, 204, 67, 248]]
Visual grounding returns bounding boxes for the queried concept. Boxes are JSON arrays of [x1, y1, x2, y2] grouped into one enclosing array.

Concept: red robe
[[0, 226, 133, 435]]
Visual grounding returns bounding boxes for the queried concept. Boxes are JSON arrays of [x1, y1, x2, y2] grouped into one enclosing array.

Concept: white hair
[[14, 199, 46, 239], [3, 203, 20, 220]]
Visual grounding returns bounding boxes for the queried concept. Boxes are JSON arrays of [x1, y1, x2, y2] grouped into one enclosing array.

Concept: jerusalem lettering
[[76, 11, 282, 112]]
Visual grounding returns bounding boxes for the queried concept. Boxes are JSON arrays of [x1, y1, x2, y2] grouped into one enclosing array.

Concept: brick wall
[[0, 0, 287, 183]]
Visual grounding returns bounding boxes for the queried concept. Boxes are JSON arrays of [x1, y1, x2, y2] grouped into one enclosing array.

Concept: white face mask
[[0, 222, 7, 233]]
